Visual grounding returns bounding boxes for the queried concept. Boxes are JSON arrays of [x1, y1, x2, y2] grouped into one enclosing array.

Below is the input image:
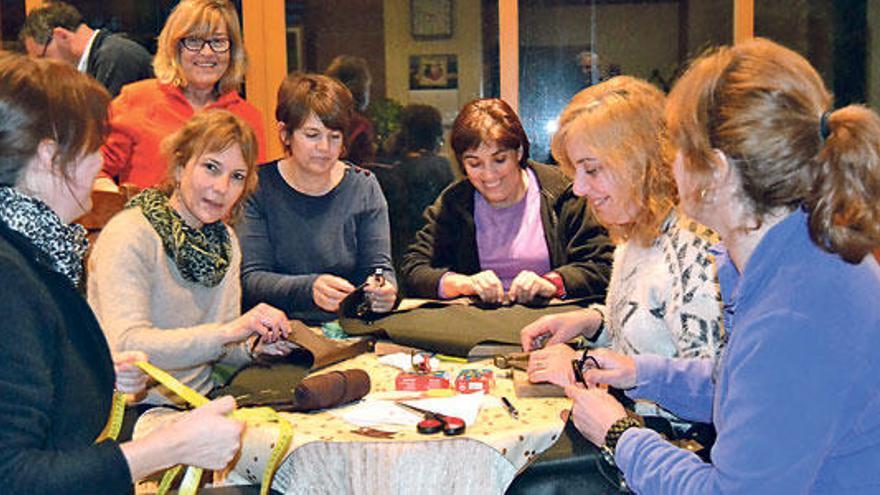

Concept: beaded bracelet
[[604, 415, 644, 455]]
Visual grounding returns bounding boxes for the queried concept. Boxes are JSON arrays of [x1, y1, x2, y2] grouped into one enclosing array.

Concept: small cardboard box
[[395, 370, 451, 391], [455, 368, 495, 394]]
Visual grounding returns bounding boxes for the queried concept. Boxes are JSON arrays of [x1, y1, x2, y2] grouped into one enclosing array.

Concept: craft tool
[[394, 402, 466, 436], [501, 396, 519, 420]]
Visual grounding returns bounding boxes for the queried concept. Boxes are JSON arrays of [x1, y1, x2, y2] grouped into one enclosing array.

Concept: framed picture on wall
[[409, 54, 458, 90], [410, 0, 453, 39], [286, 26, 304, 73]]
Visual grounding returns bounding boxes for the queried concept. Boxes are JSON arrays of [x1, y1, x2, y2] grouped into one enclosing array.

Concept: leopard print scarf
[[0, 187, 88, 287], [127, 188, 231, 287]]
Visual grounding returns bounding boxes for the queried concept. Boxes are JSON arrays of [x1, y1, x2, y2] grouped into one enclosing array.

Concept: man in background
[[20, 1, 152, 97]]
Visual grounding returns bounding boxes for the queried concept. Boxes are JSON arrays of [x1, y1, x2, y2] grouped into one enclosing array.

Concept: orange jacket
[[102, 79, 266, 188]]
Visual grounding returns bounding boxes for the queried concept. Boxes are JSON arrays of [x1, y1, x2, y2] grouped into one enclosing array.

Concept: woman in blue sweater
[[565, 38, 880, 493]]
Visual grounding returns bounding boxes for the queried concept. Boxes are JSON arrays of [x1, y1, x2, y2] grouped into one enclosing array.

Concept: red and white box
[[395, 370, 451, 391]]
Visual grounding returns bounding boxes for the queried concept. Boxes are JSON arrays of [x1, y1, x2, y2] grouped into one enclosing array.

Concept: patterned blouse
[[593, 211, 725, 360]]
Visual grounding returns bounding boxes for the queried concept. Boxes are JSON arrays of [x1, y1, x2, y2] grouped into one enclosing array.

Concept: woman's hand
[[508, 270, 556, 303], [520, 309, 600, 351], [564, 385, 629, 447], [527, 344, 578, 386], [580, 348, 638, 389], [364, 277, 396, 313], [113, 350, 149, 395], [439, 270, 505, 303], [162, 396, 244, 469], [222, 303, 291, 345], [250, 335, 297, 358], [312, 274, 356, 312], [121, 396, 245, 480]]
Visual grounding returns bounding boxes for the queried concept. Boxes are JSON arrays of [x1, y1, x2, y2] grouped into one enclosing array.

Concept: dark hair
[[399, 104, 443, 153], [667, 38, 880, 263], [19, 2, 83, 44], [0, 53, 110, 187], [450, 98, 530, 174], [275, 73, 354, 149], [161, 110, 259, 220], [325, 55, 371, 110]]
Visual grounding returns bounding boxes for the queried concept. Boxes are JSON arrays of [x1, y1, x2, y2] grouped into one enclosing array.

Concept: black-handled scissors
[[395, 402, 466, 436]]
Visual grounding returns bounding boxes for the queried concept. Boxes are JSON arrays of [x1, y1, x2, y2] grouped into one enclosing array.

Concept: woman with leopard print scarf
[[0, 53, 259, 494], [87, 110, 295, 427]]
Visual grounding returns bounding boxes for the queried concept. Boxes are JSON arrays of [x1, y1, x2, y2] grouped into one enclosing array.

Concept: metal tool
[[395, 402, 466, 436], [493, 352, 530, 371]]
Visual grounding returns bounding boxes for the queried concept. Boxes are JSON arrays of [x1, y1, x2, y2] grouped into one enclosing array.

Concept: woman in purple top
[[565, 38, 880, 493], [401, 98, 613, 303]]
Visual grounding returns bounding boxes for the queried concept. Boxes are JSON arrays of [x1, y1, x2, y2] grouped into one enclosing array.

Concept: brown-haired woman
[[401, 98, 612, 303], [101, 0, 265, 190], [0, 54, 248, 493], [89, 110, 292, 419], [565, 39, 880, 493], [236, 73, 396, 323], [520, 76, 724, 395]]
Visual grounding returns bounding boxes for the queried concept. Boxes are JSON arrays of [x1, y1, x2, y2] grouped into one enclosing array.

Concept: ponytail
[[807, 105, 880, 263]]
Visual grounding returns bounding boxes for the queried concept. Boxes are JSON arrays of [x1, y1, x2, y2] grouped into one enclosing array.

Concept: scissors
[[395, 402, 466, 436]]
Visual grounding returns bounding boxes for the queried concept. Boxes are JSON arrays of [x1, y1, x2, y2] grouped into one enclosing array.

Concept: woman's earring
[[698, 188, 714, 203]]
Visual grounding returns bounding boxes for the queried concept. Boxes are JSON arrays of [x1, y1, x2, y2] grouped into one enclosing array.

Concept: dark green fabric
[[340, 294, 602, 357], [128, 188, 231, 287]]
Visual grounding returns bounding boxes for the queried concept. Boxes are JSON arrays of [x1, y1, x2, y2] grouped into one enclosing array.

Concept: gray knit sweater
[[87, 207, 250, 405]]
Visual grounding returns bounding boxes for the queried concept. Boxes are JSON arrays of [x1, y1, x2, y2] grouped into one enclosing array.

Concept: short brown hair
[[19, 1, 83, 44], [160, 109, 258, 221], [0, 53, 109, 187], [667, 38, 880, 263], [153, 0, 247, 95], [275, 73, 354, 149], [450, 98, 529, 174], [552, 76, 675, 245], [325, 55, 371, 111]]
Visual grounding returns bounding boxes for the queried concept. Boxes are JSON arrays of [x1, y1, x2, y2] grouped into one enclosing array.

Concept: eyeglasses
[[39, 33, 54, 58], [180, 36, 231, 53]]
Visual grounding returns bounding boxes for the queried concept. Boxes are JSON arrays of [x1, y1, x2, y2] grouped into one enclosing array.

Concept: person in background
[[402, 98, 613, 304], [100, 0, 265, 190], [19, 1, 152, 97], [237, 73, 396, 323], [376, 103, 454, 283], [565, 38, 880, 493], [519, 76, 724, 441], [325, 55, 377, 165], [88, 110, 293, 418], [0, 53, 246, 495]]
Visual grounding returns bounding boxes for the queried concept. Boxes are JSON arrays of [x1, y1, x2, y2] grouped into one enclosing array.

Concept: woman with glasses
[[100, 0, 265, 190], [0, 53, 247, 495]]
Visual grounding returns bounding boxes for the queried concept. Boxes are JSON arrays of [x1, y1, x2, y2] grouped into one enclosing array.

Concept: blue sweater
[[617, 208, 880, 493], [237, 162, 395, 322]]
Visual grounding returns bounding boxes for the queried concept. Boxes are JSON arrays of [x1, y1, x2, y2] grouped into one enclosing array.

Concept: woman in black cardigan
[[401, 98, 613, 303], [0, 53, 244, 494]]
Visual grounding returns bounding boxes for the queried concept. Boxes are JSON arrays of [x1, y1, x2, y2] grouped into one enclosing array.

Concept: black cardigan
[[401, 161, 613, 298], [0, 221, 132, 494]]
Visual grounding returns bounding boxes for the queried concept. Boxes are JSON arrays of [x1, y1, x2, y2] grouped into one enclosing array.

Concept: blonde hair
[[552, 76, 676, 245], [160, 110, 258, 222], [667, 38, 880, 263], [153, 0, 246, 95]]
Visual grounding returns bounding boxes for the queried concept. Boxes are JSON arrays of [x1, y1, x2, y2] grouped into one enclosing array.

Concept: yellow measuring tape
[[97, 361, 293, 495]]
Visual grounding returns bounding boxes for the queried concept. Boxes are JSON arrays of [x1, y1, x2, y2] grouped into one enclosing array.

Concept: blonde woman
[[89, 110, 292, 411], [0, 54, 246, 494], [521, 77, 724, 388], [100, 0, 265, 189], [566, 39, 880, 493]]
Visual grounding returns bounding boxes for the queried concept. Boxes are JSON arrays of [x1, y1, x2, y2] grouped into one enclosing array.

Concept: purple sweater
[[616, 209, 880, 493]]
